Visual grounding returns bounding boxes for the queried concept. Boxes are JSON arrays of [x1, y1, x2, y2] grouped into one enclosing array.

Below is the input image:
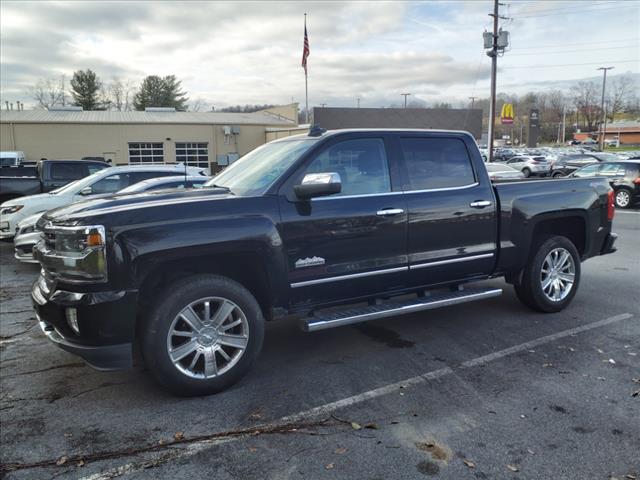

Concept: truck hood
[[2, 192, 55, 207], [43, 187, 234, 224]]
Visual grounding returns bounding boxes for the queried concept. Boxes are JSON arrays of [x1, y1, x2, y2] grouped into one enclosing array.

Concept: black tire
[[614, 188, 632, 209], [552, 171, 564, 178], [522, 168, 531, 178], [514, 235, 581, 313], [140, 274, 265, 396]]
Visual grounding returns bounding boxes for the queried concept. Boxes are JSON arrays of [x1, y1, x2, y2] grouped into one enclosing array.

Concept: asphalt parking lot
[[1, 210, 638, 480]]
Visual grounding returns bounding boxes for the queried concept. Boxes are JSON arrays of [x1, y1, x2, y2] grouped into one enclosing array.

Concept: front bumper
[[31, 274, 137, 370], [14, 231, 41, 263]]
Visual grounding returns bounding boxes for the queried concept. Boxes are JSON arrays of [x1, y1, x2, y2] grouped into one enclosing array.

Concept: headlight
[[34, 225, 107, 283], [1, 205, 24, 215], [19, 225, 35, 235]]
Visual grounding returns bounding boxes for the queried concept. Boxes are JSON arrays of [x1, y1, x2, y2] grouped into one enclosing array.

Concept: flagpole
[[304, 13, 309, 124]]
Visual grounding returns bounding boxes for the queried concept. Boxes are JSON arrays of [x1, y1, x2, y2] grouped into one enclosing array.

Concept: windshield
[[205, 139, 318, 196], [51, 169, 108, 195]]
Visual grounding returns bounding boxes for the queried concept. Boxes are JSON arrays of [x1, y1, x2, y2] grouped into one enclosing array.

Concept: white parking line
[[81, 312, 633, 480]]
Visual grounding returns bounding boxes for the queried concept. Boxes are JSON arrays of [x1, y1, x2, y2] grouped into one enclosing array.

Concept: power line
[[510, 1, 626, 16], [502, 59, 638, 69], [511, 38, 639, 50], [508, 44, 639, 56], [512, 4, 637, 19]]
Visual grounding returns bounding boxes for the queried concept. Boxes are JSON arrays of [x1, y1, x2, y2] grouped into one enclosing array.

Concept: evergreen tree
[[133, 75, 189, 110], [70, 69, 103, 110]]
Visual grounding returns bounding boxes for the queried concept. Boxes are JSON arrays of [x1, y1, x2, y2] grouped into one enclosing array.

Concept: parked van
[[0, 151, 26, 167]]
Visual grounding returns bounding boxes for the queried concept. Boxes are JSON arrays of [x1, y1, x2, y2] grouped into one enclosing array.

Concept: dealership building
[[0, 104, 300, 169]]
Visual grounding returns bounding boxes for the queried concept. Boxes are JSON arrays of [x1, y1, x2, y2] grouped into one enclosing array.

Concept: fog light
[[66, 307, 79, 334]]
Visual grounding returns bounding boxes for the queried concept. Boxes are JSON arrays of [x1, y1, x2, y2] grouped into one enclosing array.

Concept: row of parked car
[[1, 161, 210, 263], [480, 147, 640, 209]]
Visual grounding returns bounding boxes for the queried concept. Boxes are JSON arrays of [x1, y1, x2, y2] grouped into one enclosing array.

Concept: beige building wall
[[0, 122, 276, 165], [260, 103, 299, 123]]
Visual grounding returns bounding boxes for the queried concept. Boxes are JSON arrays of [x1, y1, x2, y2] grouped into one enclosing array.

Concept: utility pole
[[468, 96, 478, 109], [561, 105, 566, 144], [487, 0, 500, 162], [356, 97, 361, 108], [597, 66, 614, 151], [401, 93, 411, 108]]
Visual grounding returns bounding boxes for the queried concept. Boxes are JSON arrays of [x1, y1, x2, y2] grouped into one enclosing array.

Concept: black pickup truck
[[0, 159, 109, 203], [31, 129, 618, 395]]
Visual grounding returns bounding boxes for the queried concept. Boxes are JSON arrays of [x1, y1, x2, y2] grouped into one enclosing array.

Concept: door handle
[[376, 208, 405, 216], [469, 200, 492, 208]]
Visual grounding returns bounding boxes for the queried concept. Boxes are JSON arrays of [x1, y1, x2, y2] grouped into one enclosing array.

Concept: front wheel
[[141, 275, 265, 396], [614, 188, 632, 209], [514, 235, 581, 313], [552, 171, 564, 178]]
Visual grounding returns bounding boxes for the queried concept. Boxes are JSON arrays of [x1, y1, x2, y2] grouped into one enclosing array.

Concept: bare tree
[[606, 74, 635, 121], [572, 81, 600, 131], [189, 98, 206, 112], [108, 77, 135, 111], [30, 75, 67, 109]]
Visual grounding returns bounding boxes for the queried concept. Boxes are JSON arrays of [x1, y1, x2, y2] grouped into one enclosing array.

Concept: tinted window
[[131, 171, 178, 183], [51, 163, 87, 180], [598, 163, 626, 177], [91, 173, 132, 194], [400, 137, 475, 190], [303, 138, 391, 196], [87, 164, 107, 175], [148, 181, 184, 191], [573, 164, 601, 177]]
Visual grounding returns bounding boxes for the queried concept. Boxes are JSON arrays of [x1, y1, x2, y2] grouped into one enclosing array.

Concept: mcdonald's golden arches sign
[[501, 103, 514, 124]]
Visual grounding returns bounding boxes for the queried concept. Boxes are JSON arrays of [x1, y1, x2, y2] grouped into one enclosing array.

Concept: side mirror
[[294, 172, 342, 200], [80, 186, 93, 196]]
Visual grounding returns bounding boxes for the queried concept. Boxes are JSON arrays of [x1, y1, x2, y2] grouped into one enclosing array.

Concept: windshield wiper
[[207, 184, 234, 194]]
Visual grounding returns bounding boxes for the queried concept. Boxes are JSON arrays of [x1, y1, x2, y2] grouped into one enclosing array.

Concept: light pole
[[401, 93, 411, 108], [356, 97, 361, 108], [597, 66, 614, 151], [469, 96, 478, 109]]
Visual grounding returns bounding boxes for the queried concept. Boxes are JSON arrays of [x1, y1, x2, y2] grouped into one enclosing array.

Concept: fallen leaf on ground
[[248, 447, 257, 453], [597, 348, 604, 354], [633, 378, 640, 385], [543, 363, 553, 368], [325, 463, 335, 470], [632, 390, 639, 398], [628, 352, 637, 356], [334, 447, 348, 454], [507, 464, 519, 472], [174, 432, 185, 441], [568, 347, 576, 352], [63, 433, 72, 438], [606, 359, 616, 364], [350, 422, 362, 430], [77, 460, 85, 467], [527, 449, 535, 455], [56, 456, 68, 466], [597, 377, 606, 381], [625, 474, 637, 480], [364, 423, 378, 430], [463, 459, 476, 469]]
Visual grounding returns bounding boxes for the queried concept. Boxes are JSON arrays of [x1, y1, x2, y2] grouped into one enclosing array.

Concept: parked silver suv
[[502, 156, 552, 177]]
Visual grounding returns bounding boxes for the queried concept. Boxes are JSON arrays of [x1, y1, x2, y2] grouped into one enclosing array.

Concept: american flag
[[302, 19, 310, 74]]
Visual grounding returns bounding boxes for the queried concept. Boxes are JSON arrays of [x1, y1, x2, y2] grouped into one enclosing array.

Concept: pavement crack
[[0, 323, 37, 342], [0, 417, 345, 473], [0, 309, 34, 315], [1, 362, 86, 378]]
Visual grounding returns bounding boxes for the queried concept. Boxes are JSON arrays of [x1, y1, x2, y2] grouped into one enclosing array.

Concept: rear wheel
[[552, 171, 564, 178], [514, 235, 581, 313], [522, 168, 531, 178], [614, 188, 632, 209], [141, 274, 265, 396]]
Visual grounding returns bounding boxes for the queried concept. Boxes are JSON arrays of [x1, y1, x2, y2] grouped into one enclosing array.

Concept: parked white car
[[0, 164, 204, 239], [13, 175, 209, 263]]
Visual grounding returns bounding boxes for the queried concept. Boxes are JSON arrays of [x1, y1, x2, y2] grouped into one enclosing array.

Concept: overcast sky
[[1, 0, 638, 110]]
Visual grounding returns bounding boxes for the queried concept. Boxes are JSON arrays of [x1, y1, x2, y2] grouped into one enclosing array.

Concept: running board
[[302, 288, 502, 332]]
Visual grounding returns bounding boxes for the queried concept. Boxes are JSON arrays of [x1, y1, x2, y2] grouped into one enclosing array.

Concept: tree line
[[30, 70, 190, 111], [472, 74, 638, 143]]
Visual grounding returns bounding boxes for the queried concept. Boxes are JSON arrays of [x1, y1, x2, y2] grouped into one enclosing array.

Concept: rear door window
[[400, 137, 476, 190], [50, 162, 88, 180], [573, 164, 601, 177], [131, 171, 178, 183], [90, 173, 132, 194]]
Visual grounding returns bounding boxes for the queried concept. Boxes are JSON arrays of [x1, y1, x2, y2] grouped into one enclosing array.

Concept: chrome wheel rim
[[540, 248, 575, 302], [615, 190, 630, 207], [167, 297, 249, 379]]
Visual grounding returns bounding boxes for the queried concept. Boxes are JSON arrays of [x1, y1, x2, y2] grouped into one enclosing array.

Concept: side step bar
[[302, 288, 502, 332]]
